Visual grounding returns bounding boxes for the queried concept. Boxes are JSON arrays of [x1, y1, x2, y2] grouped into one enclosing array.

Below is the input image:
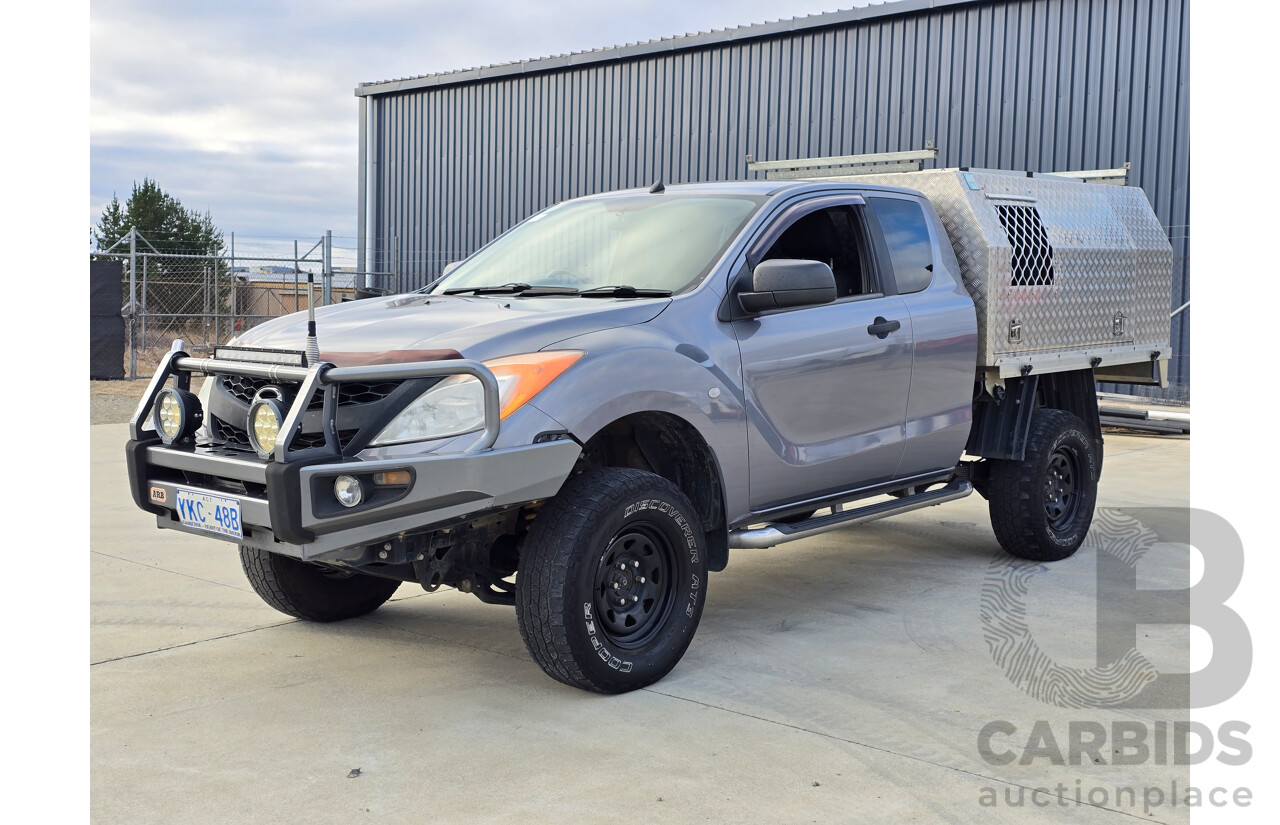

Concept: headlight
[[370, 374, 487, 445], [152, 387, 203, 444], [370, 350, 584, 446]]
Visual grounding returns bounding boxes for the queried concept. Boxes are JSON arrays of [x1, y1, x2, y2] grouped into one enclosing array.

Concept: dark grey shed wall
[[360, 0, 1189, 401]]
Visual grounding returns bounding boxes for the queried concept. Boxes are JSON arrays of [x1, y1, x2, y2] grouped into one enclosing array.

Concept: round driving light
[[152, 387, 202, 445], [334, 475, 364, 508], [156, 393, 182, 439], [248, 399, 284, 458]]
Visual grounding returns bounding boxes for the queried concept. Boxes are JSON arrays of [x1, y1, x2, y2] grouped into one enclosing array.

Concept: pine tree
[[94, 180, 227, 318], [93, 178, 224, 255], [96, 195, 127, 249]]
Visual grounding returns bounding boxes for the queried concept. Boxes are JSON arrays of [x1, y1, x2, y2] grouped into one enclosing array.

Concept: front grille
[[220, 374, 322, 410], [212, 415, 360, 452], [290, 432, 326, 450], [290, 430, 360, 450], [212, 417, 252, 448], [336, 381, 399, 405], [218, 376, 401, 410], [213, 373, 396, 454]]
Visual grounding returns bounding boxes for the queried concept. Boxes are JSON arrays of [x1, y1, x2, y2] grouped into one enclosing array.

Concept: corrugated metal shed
[[356, 0, 1188, 401]]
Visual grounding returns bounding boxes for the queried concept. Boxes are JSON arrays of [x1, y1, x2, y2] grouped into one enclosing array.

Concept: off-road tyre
[[516, 467, 708, 694], [239, 546, 401, 621], [988, 408, 1099, 561]]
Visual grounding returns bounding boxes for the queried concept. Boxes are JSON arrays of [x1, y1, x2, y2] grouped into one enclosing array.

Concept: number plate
[[175, 488, 243, 539]]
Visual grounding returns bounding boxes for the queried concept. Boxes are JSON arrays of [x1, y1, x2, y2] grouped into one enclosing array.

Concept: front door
[[733, 200, 913, 511]]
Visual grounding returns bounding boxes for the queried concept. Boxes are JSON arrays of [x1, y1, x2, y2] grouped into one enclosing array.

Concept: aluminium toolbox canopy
[[833, 168, 1173, 381]]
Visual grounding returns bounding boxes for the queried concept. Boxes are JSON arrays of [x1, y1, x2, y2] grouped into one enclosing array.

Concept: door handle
[[867, 317, 901, 339]]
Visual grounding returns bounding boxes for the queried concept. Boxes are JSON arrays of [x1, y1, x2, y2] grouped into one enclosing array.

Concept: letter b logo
[[981, 508, 1251, 708]]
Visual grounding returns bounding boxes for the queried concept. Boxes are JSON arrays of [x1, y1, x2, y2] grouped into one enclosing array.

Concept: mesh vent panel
[[996, 205, 1055, 286]]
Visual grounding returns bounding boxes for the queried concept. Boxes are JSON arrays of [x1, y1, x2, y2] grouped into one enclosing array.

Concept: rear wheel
[[987, 408, 1099, 561], [516, 467, 707, 693], [239, 546, 401, 621]]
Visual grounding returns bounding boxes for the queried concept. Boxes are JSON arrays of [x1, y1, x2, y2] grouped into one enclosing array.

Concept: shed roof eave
[[354, 0, 982, 97]]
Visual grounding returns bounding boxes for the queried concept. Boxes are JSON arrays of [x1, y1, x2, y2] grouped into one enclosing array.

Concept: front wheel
[[239, 546, 401, 621], [516, 467, 708, 693], [987, 408, 1100, 561]]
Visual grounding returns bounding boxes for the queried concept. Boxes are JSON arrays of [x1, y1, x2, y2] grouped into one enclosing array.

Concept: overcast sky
[[91, 0, 879, 260]]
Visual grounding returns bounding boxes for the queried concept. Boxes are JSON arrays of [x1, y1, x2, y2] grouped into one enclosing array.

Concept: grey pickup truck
[[126, 167, 1173, 693]]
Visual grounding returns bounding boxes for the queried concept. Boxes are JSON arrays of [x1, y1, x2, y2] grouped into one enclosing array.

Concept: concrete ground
[[92, 423, 1191, 824]]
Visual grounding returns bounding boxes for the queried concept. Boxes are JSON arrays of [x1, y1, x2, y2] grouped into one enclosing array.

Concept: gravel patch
[[90, 378, 207, 425]]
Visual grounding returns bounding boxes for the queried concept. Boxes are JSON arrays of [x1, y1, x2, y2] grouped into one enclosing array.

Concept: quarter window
[[871, 197, 934, 294]]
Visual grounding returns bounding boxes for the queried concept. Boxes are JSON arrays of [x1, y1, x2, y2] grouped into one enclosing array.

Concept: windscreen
[[431, 193, 763, 295]]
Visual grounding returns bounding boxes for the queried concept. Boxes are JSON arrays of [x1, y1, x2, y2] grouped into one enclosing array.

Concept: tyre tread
[[516, 467, 699, 693], [239, 546, 401, 622], [988, 408, 1097, 561]]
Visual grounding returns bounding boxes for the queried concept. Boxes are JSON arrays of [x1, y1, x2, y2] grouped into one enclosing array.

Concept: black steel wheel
[[516, 467, 707, 693], [239, 546, 401, 622], [593, 524, 678, 649], [988, 408, 1099, 561], [1043, 447, 1082, 530]]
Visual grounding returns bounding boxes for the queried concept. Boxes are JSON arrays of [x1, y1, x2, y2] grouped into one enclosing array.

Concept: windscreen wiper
[[443, 282, 578, 296], [443, 282, 672, 298], [575, 285, 674, 298]]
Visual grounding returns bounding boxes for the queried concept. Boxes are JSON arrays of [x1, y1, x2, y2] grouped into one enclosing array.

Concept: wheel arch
[[966, 368, 1103, 476], [575, 410, 730, 572]]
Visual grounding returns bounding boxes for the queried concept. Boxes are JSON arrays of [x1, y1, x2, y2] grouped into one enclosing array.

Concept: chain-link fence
[[93, 229, 474, 378], [95, 229, 331, 377], [357, 251, 469, 294]]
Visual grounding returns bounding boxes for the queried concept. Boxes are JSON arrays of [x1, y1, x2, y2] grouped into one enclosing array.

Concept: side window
[[761, 206, 873, 298], [871, 197, 934, 294]]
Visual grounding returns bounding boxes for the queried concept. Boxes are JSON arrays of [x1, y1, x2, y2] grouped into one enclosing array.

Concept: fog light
[[334, 475, 364, 508]]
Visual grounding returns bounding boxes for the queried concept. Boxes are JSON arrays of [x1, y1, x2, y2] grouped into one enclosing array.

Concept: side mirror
[[738, 259, 837, 313], [442, 261, 462, 277]]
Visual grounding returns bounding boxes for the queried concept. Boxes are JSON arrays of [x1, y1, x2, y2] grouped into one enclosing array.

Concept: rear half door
[[732, 195, 914, 512], [865, 194, 979, 479]]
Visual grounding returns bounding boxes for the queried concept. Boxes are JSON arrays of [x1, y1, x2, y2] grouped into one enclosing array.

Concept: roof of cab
[[573, 178, 928, 200]]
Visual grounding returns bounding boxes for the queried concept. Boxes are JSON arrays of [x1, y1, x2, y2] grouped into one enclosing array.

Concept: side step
[[728, 480, 973, 549]]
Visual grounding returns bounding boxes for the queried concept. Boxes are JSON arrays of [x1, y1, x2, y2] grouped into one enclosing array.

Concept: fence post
[[392, 233, 399, 294], [322, 230, 333, 305], [212, 249, 221, 348], [229, 232, 235, 343], [141, 253, 148, 362], [128, 227, 138, 378], [294, 240, 300, 312], [203, 257, 211, 351]]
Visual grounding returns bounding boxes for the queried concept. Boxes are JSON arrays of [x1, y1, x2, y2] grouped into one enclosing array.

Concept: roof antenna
[[649, 179, 665, 194], [305, 273, 320, 366]]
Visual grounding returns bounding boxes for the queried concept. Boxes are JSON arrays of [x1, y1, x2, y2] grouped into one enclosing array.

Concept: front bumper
[[126, 345, 582, 561], [127, 437, 580, 560]]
